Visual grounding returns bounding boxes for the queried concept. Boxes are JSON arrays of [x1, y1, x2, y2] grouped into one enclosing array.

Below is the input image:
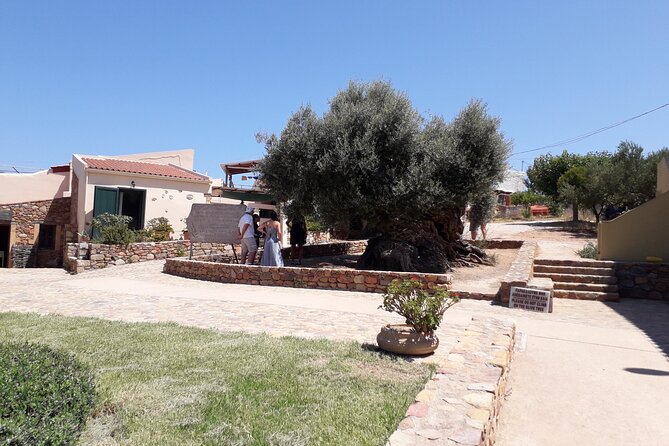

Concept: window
[[38, 224, 56, 250]]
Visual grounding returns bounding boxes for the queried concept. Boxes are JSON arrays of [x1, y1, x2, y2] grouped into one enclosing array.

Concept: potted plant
[[377, 278, 459, 355]]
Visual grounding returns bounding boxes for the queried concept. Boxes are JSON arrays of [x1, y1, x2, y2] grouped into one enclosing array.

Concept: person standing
[[259, 211, 284, 267], [237, 206, 257, 264], [468, 191, 497, 241], [252, 213, 262, 250], [288, 215, 307, 265]]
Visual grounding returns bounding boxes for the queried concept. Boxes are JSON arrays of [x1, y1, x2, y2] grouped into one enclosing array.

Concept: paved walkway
[[2, 250, 669, 445]]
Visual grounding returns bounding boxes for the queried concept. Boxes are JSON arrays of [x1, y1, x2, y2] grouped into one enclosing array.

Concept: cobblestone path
[[3, 260, 669, 445]]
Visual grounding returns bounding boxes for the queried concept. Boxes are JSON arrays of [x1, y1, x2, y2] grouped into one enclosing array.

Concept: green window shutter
[[93, 187, 119, 217], [92, 187, 119, 239]]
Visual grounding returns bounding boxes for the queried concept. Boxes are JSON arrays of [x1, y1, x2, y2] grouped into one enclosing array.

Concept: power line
[[508, 101, 669, 158]]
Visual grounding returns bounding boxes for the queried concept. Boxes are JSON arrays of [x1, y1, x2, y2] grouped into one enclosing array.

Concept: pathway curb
[[387, 317, 516, 446]]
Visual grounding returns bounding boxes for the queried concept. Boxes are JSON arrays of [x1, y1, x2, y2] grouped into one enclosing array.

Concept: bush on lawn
[[0, 342, 97, 445]]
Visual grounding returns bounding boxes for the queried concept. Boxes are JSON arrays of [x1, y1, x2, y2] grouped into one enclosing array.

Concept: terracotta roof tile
[[82, 157, 209, 181]]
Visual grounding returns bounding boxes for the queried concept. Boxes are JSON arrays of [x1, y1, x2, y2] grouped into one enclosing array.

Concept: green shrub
[[306, 219, 326, 232], [91, 213, 135, 245], [547, 199, 566, 217], [0, 342, 96, 445], [521, 207, 532, 219], [146, 217, 174, 241], [381, 279, 459, 332], [510, 191, 545, 206], [132, 229, 154, 242], [577, 241, 598, 259]]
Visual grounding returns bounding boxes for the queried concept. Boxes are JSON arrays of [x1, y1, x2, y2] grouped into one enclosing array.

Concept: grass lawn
[[0, 312, 433, 446]]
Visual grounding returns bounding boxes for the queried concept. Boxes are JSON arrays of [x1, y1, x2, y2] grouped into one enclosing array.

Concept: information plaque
[[186, 203, 246, 244], [510, 286, 553, 313]]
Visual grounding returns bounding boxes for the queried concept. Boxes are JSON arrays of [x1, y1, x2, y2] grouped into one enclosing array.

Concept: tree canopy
[[258, 81, 511, 272], [259, 80, 510, 229], [526, 142, 669, 222]]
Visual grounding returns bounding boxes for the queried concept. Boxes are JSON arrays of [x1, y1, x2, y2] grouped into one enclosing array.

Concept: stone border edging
[[163, 256, 452, 294], [387, 317, 515, 446], [499, 241, 537, 303]]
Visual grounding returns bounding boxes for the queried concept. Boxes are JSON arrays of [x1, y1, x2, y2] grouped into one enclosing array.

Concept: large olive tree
[[258, 81, 511, 272]]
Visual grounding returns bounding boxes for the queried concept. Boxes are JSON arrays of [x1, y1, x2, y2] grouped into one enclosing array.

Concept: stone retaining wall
[[65, 241, 234, 274], [451, 290, 498, 301], [499, 241, 537, 303], [164, 256, 451, 294], [615, 262, 669, 300]]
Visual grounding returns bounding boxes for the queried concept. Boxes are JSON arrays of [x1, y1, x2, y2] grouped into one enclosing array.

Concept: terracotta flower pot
[[376, 324, 439, 355]]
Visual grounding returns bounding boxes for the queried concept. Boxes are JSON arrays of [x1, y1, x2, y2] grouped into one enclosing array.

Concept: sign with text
[[510, 287, 553, 313], [186, 203, 246, 244]]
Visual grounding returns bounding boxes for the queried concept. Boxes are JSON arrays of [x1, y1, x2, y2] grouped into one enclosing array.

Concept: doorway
[[118, 188, 146, 230], [0, 225, 9, 268], [93, 186, 146, 230]]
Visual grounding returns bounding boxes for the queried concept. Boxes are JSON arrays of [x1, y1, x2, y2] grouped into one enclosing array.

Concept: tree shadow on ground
[[292, 254, 360, 270], [604, 300, 669, 359]]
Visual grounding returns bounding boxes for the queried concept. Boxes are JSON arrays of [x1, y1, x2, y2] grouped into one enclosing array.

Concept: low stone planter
[[164, 257, 452, 294], [376, 324, 439, 355]]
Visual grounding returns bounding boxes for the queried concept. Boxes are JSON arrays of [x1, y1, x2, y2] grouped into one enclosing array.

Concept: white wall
[[83, 171, 210, 235], [72, 156, 88, 234], [0, 170, 70, 205]]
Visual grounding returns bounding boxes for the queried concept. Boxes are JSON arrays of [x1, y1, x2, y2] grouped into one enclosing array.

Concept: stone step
[[553, 282, 619, 293], [533, 272, 618, 284], [553, 289, 620, 302], [535, 258, 617, 268], [533, 264, 616, 276]]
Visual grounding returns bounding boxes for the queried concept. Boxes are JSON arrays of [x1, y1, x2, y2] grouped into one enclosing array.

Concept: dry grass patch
[[0, 313, 432, 446]]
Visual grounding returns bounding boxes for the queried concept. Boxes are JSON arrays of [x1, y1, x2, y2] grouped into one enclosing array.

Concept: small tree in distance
[[526, 142, 668, 223], [259, 81, 511, 273]]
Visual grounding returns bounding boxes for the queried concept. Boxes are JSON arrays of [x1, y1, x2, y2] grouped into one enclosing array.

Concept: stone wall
[[65, 241, 234, 273], [496, 205, 525, 219], [305, 231, 331, 245], [1, 197, 72, 268], [499, 241, 537, 303], [164, 256, 452, 294], [615, 262, 669, 300], [11, 245, 35, 268]]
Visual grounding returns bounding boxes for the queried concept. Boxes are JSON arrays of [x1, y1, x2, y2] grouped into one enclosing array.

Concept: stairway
[[533, 259, 620, 302]]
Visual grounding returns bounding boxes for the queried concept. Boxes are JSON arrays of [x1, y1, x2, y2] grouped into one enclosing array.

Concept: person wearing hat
[[237, 205, 258, 264]]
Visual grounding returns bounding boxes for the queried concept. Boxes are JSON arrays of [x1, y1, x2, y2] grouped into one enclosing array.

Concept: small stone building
[[0, 149, 211, 268]]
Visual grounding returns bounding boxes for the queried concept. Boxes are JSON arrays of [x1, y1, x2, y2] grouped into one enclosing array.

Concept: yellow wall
[[598, 190, 669, 261]]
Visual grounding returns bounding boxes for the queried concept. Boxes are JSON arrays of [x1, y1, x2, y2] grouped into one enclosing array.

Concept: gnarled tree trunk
[[357, 207, 490, 273]]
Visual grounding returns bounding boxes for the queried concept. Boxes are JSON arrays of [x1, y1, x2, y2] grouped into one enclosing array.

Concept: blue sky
[[1, 1, 668, 175]]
